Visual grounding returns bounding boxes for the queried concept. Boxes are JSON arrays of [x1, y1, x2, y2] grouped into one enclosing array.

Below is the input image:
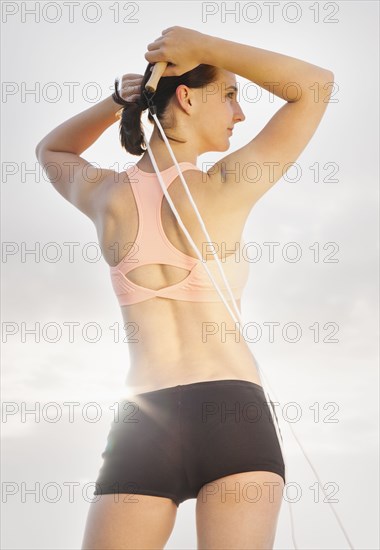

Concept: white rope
[[139, 107, 355, 550], [142, 114, 285, 449]]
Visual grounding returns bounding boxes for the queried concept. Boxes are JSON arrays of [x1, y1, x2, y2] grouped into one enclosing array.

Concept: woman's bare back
[[96, 164, 262, 394]]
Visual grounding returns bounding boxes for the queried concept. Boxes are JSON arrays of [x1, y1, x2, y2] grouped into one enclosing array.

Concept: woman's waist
[[122, 310, 252, 354], [127, 333, 256, 368], [125, 347, 261, 394], [120, 299, 244, 340]]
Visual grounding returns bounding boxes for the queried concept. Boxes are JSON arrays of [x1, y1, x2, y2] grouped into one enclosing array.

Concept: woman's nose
[[234, 103, 245, 123]]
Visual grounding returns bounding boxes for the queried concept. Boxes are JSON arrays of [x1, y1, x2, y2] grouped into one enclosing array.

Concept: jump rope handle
[[145, 62, 168, 93]]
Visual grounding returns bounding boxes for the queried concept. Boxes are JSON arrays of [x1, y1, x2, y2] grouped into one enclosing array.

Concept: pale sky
[[1, 1, 379, 549]]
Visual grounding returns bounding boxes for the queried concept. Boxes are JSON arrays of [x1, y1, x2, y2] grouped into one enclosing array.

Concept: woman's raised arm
[[144, 27, 334, 209], [35, 95, 121, 157], [35, 75, 142, 221]]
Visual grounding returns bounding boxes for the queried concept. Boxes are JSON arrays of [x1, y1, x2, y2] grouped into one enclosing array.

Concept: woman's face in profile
[[195, 70, 246, 153]]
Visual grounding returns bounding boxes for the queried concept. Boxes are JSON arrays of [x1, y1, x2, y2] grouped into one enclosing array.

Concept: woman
[[35, 26, 333, 550]]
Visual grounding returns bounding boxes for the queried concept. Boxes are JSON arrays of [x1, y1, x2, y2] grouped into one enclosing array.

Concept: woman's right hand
[[144, 26, 207, 77]]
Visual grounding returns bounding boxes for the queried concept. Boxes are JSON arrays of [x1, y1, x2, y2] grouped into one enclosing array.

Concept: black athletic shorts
[[93, 379, 285, 507]]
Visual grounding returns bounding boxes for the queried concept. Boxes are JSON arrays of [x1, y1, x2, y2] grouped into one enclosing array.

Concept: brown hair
[[112, 63, 219, 156]]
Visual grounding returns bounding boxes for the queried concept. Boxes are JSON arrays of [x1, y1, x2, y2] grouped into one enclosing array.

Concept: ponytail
[[112, 78, 149, 156], [113, 63, 219, 156]]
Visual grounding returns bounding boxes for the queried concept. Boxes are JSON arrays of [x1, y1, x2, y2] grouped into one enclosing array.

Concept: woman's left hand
[[118, 73, 144, 102]]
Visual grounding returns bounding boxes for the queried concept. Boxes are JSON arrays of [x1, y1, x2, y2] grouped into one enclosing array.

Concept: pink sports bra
[[109, 162, 250, 306]]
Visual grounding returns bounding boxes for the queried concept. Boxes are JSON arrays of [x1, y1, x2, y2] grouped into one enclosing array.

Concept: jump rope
[[121, 61, 355, 549]]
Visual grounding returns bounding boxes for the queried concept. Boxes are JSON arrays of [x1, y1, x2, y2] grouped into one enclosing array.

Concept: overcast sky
[[1, 1, 379, 549]]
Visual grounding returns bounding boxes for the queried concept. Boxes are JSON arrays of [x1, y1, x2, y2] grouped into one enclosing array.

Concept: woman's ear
[[175, 85, 193, 113]]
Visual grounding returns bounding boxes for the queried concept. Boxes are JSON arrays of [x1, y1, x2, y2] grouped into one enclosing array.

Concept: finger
[[124, 74, 144, 80], [125, 95, 140, 102], [123, 78, 143, 84], [144, 50, 166, 63], [146, 41, 162, 52], [123, 83, 141, 89], [124, 73, 144, 78], [123, 85, 142, 96], [120, 77, 143, 89]]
